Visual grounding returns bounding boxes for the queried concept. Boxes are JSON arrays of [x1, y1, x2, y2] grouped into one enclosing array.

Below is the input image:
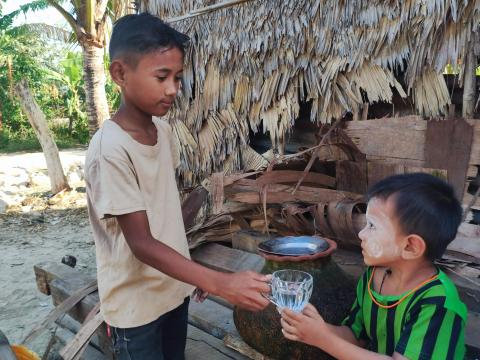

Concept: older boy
[[85, 13, 269, 360], [281, 173, 467, 359]]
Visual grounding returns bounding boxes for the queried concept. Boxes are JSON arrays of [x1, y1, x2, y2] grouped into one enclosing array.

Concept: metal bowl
[[257, 236, 329, 257]]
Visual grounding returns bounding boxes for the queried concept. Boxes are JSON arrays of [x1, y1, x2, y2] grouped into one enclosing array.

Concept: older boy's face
[[358, 197, 404, 266], [122, 47, 184, 116]]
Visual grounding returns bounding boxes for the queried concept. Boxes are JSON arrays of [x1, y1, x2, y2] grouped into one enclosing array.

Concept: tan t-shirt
[[85, 118, 194, 328]]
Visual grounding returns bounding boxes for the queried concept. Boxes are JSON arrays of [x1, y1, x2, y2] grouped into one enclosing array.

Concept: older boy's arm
[[117, 210, 270, 311]]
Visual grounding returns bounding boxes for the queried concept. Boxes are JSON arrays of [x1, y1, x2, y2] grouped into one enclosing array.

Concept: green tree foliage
[[0, 3, 120, 152]]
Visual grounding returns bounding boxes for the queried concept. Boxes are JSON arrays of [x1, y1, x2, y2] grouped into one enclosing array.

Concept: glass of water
[[267, 269, 313, 313]]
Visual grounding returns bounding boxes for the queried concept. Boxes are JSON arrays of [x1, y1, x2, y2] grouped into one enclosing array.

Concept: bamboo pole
[[166, 0, 254, 23]]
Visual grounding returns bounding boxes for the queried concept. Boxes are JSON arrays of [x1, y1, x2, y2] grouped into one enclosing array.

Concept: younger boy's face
[[358, 197, 404, 266], [115, 47, 184, 117]]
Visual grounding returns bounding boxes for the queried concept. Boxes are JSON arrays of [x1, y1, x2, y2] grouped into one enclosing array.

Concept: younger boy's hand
[[218, 271, 271, 311], [281, 303, 326, 347], [192, 288, 209, 303]]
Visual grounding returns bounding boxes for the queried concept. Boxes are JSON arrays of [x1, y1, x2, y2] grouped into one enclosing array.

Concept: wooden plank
[[186, 325, 248, 360], [34, 261, 84, 296], [344, 116, 427, 161], [466, 312, 480, 357], [448, 223, 480, 260], [224, 332, 273, 360], [367, 162, 448, 188], [229, 189, 360, 205], [425, 118, 473, 199], [55, 327, 105, 360], [211, 173, 225, 215], [59, 311, 104, 360], [56, 315, 102, 352], [188, 299, 236, 339], [182, 186, 208, 230], [336, 160, 367, 194], [232, 230, 270, 253], [256, 170, 336, 188], [188, 298, 269, 359], [191, 243, 264, 273]]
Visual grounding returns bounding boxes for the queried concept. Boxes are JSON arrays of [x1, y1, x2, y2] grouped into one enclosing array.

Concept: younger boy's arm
[[117, 210, 270, 312], [281, 306, 407, 360]]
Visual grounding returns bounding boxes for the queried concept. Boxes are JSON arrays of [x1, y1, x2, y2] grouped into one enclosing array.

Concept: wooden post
[[463, 45, 477, 118], [361, 103, 369, 120], [14, 79, 70, 194]]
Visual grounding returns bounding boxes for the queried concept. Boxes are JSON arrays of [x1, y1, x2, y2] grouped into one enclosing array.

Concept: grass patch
[[0, 129, 86, 153]]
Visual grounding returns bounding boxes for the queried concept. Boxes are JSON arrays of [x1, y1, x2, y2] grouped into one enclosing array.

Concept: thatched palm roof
[[139, 0, 479, 185]]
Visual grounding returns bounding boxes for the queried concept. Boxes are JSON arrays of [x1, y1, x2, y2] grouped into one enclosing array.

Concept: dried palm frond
[[241, 145, 270, 171], [138, 0, 479, 184], [413, 70, 451, 117]]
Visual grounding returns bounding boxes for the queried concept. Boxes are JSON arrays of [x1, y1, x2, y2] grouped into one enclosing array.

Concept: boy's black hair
[[367, 173, 462, 260], [109, 13, 189, 66]]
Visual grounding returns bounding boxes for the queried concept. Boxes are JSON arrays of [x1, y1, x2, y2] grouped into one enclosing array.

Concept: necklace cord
[[368, 267, 439, 309]]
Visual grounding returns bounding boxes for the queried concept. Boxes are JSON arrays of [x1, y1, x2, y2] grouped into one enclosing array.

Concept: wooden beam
[[34, 261, 83, 296], [188, 299, 236, 339], [186, 325, 248, 360], [224, 332, 273, 360], [191, 243, 264, 273]]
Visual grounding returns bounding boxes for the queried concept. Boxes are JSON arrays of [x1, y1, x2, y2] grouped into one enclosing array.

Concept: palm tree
[[46, 0, 133, 135], [7, 0, 132, 136]]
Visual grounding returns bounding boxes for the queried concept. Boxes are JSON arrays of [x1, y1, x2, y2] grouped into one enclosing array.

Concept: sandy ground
[[0, 149, 96, 357]]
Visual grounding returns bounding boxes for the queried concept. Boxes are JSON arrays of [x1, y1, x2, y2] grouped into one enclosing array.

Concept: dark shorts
[[111, 297, 189, 360]]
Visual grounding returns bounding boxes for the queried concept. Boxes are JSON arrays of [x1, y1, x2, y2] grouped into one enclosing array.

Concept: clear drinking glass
[[267, 269, 313, 313]]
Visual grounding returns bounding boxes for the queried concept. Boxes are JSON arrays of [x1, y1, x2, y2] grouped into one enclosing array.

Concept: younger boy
[[281, 173, 467, 359], [85, 13, 269, 360]]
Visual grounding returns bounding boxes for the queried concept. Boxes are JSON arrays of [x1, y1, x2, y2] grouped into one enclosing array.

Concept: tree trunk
[[463, 45, 477, 118], [82, 44, 110, 137], [14, 79, 70, 194]]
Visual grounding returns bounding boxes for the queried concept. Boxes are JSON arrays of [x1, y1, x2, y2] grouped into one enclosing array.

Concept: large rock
[[0, 191, 23, 214], [3, 168, 30, 188]]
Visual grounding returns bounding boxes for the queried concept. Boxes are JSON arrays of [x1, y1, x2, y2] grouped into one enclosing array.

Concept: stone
[[3, 168, 30, 188], [0, 198, 7, 214], [0, 191, 21, 212], [67, 171, 82, 184], [29, 172, 51, 188]]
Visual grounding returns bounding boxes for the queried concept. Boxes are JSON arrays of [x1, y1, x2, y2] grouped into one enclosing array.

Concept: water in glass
[[271, 269, 313, 312]]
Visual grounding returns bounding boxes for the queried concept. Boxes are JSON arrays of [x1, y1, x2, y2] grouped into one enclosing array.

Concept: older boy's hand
[[281, 303, 326, 347], [192, 287, 209, 303], [219, 271, 271, 311]]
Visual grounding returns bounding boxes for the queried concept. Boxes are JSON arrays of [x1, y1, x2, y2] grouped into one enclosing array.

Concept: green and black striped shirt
[[342, 267, 467, 360]]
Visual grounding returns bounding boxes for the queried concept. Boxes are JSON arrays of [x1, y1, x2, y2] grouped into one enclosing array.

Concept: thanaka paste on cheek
[[364, 199, 402, 259]]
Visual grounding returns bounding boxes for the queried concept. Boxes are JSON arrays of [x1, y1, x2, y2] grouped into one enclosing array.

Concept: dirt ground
[[0, 150, 96, 357]]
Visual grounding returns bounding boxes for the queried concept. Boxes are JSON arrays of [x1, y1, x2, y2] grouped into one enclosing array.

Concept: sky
[[3, 0, 68, 28]]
